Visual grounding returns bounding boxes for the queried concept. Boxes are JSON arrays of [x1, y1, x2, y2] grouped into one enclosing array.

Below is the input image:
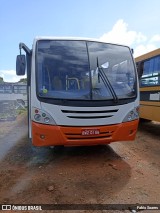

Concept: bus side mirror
[[16, 55, 26, 75]]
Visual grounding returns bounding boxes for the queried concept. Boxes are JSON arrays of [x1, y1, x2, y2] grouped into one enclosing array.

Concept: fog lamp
[[40, 135, 45, 139]]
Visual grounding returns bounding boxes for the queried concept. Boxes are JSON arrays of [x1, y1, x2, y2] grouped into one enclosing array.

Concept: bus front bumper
[[31, 120, 139, 147]]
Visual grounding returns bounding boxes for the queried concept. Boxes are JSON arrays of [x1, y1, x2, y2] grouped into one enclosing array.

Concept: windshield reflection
[[36, 40, 136, 101]]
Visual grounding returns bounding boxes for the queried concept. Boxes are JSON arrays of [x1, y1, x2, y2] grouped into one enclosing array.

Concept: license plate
[[81, 129, 100, 136]]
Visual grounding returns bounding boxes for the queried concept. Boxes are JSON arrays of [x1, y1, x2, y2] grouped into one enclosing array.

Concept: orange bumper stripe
[[32, 120, 139, 146]]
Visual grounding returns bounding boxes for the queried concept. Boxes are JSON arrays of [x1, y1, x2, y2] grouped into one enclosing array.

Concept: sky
[[0, 0, 160, 82]]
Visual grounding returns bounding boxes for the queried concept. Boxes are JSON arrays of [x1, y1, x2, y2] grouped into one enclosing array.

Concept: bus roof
[[135, 48, 160, 62], [33, 36, 130, 48], [35, 36, 99, 42]]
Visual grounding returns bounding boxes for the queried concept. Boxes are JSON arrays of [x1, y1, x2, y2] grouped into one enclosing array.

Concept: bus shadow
[[0, 143, 131, 204], [44, 145, 131, 203], [134, 120, 160, 170], [138, 120, 160, 139]]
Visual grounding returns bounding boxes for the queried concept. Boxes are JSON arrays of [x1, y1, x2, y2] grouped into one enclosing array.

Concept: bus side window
[[153, 56, 160, 85]]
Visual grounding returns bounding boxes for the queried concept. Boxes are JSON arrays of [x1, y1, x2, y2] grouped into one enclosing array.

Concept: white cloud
[[99, 19, 160, 57], [0, 70, 26, 83], [99, 19, 147, 46], [150, 34, 160, 42], [134, 44, 157, 58]]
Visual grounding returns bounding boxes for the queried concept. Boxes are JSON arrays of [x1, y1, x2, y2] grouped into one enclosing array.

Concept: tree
[[0, 77, 4, 83], [18, 78, 27, 83]]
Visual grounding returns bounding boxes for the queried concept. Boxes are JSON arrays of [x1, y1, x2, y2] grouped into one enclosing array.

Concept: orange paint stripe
[[32, 120, 139, 147]]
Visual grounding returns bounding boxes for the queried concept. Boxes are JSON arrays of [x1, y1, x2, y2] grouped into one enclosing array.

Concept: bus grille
[[61, 109, 118, 119], [64, 131, 114, 140]]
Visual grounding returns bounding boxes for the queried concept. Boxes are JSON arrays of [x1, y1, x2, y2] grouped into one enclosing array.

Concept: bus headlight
[[34, 114, 41, 121], [123, 107, 139, 122], [32, 107, 56, 125]]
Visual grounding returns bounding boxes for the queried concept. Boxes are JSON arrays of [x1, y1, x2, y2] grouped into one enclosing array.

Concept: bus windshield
[[36, 40, 136, 101]]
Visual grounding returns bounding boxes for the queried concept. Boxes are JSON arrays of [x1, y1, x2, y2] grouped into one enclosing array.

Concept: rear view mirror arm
[[19, 43, 31, 55]]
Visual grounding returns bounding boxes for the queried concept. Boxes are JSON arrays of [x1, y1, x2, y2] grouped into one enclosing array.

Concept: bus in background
[[0, 83, 27, 107], [0, 83, 27, 121], [135, 48, 160, 122], [16, 37, 139, 147], [13, 83, 27, 107]]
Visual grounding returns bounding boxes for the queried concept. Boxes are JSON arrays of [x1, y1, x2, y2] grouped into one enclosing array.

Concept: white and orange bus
[[16, 37, 139, 147]]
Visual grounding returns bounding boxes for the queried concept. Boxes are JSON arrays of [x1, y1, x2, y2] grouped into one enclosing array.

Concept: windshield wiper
[[97, 58, 118, 103]]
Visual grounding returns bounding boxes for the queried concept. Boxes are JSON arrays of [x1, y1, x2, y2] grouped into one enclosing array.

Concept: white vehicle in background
[[0, 83, 27, 107], [0, 82, 27, 121], [13, 83, 27, 107]]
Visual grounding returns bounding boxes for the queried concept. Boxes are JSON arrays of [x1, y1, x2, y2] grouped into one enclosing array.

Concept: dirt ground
[[0, 114, 160, 213]]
